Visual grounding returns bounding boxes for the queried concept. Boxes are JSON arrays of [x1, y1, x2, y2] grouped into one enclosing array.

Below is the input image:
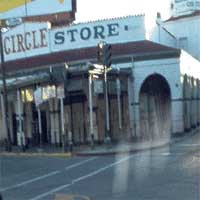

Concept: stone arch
[[139, 73, 171, 141]]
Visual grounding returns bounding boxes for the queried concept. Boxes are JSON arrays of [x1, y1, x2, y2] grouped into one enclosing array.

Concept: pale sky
[[75, 0, 171, 30]]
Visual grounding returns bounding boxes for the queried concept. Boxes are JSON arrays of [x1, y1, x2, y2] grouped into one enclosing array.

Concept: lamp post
[[0, 26, 12, 151], [97, 41, 112, 142], [88, 72, 94, 149], [103, 64, 110, 141]]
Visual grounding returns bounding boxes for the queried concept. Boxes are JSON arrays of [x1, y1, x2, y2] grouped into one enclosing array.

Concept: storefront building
[[1, 13, 200, 149]]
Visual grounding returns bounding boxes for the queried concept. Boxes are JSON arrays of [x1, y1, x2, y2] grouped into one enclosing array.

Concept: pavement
[[1, 131, 200, 200], [0, 129, 199, 157], [75, 130, 198, 156]]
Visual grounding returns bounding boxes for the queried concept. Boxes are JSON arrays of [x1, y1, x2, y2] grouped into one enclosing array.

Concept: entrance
[[32, 104, 48, 145], [139, 74, 171, 141]]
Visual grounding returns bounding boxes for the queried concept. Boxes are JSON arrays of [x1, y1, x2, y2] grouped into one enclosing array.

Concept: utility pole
[[88, 73, 94, 149], [97, 41, 112, 142], [57, 84, 66, 152], [103, 64, 110, 140], [0, 26, 12, 151]]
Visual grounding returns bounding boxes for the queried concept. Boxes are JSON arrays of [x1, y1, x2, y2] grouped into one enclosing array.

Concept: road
[[0, 133, 200, 200]]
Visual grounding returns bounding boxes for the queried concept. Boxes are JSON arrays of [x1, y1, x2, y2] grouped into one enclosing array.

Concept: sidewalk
[[75, 139, 171, 156], [0, 144, 72, 157], [0, 130, 198, 157], [77, 129, 199, 156]]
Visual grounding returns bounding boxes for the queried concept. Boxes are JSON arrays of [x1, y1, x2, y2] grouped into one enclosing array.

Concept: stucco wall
[[113, 57, 184, 137], [151, 16, 200, 61]]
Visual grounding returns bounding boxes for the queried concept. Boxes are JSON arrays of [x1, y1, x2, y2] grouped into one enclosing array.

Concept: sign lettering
[[54, 23, 120, 45], [2, 16, 145, 62], [172, 0, 200, 17], [4, 28, 48, 55]]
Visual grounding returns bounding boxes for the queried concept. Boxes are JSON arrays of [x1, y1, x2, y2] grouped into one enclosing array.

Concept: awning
[[0, 72, 50, 91]]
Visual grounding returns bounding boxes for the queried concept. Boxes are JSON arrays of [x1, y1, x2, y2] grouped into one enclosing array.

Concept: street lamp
[[97, 41, 112, 142], [0, 24, 12, 151]]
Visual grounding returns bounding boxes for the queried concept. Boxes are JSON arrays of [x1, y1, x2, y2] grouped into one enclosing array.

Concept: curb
[[1, 131, 199, 158], [75, 141, 171, 157], [0, 152, 72, 158], [75, 132, 200, 157]]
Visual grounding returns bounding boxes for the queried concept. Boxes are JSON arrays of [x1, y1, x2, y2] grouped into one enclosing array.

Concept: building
[[0, 15, 145, 147], [1, 11, 200, 150], [151, 0, 200, 61]]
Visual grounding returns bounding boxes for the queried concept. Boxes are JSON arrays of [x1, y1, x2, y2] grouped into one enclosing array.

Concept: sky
[[75, 0, 171, 30]]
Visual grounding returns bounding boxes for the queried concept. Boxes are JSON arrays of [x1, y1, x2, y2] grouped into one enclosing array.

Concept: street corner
[[55, 193, 91, 200]]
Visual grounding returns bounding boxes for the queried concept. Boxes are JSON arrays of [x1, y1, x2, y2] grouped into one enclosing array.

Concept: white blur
[[112, 139, 171, 195], [75, 0, 171, 32]]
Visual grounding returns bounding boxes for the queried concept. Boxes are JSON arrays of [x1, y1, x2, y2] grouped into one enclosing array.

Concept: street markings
[[65, 157, 97, 171], [0, 171, 61, 193], [29, 155, 134, 200], [0, 157, 97, 193]]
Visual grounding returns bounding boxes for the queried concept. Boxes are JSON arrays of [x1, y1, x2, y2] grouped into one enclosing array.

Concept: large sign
[[0, 0, 73, 20], [172, 0, 200, 17], [51, 16, 145, 52], [2, 15, 145, 62], [3, 22, 51, 61]]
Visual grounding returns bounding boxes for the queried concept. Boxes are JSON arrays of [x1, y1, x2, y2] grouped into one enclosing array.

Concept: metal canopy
[[0, 72, 50, 91]]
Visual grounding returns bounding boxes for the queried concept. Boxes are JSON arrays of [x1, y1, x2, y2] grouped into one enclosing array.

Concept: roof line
[[165, 10, 200, 22], [72, 14, 144, 26]]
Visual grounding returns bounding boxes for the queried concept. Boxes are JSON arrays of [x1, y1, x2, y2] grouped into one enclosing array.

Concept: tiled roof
[[3, 40, 180, 73], [165, 11, 200, 22]]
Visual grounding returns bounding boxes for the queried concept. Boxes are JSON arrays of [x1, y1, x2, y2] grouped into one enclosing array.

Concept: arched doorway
[[139, 74, 171, 141]]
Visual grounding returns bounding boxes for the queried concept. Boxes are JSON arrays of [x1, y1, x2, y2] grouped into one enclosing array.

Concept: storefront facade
[[1, 14, 200, 149]]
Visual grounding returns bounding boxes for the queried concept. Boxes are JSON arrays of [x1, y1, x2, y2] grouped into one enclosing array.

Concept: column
[[127, 76, 135, 139], [17, 89, 25, 148]]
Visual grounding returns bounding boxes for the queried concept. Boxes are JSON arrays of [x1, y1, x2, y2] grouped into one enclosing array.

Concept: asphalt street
[[0, 133, 200, 200]]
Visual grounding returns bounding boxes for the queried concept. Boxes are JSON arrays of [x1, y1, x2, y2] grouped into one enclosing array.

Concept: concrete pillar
[[134, 103, 140, 138], [139, 92, 148, 140], [188, 76, 192, 129], [186, 76, 191, 130], [194, 78, 197, 127], [127, 76, 135, 139], [191, 77, 195, 128], [171, 100, 184, 134], [183, 74, 191, 131]]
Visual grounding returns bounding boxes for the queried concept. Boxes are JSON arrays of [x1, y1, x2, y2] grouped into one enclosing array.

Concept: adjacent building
[[151, 0, 200, 61]]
